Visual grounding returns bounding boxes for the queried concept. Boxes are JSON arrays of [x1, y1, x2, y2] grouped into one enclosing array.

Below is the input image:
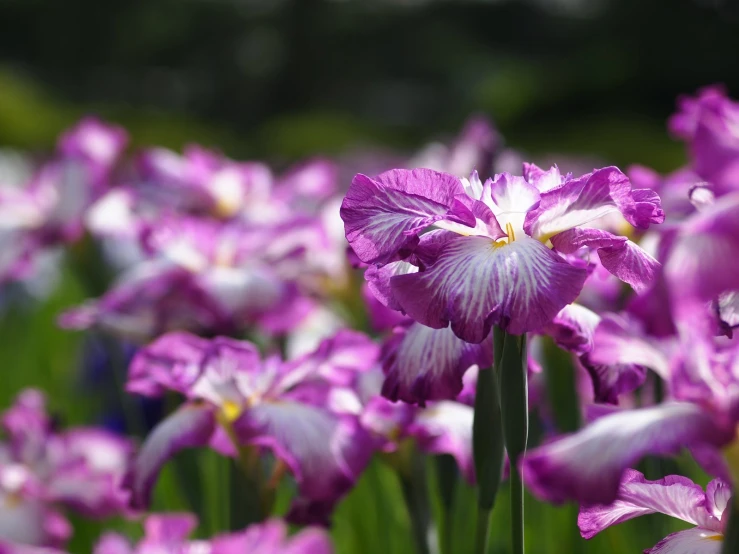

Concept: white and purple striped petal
[[578, 469, 714, 539], [234, 402, 372, 515], [409, 401, 475, 483], [340, 169, 476, 264], [524, 166, 663, 240], [381, 322, 491, 404], [521, 402, 731, 505], [646, 528, 723, 554], [126, 404, 216, 509], [391, 235, 587, 341], [550, 228, 660, 293]]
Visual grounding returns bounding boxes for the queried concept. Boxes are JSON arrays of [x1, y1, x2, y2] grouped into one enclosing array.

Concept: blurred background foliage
[[1, 0, 738, 552], [1, 0, 738, 168]]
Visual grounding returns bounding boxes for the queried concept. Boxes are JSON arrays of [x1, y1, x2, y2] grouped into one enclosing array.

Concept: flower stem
[[721, 496, 739, 554], [434, 455, 458, 554], [217, 413, 269, 523], [499, 331, 528, 554], [472, 326, 506, 554], [399, 448, 431, 554]]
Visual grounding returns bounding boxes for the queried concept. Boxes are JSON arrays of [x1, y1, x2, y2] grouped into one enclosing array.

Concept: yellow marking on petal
[[705, 534, 723, 541], [221, 400, 243, 422], [212, 196, 241, 219]]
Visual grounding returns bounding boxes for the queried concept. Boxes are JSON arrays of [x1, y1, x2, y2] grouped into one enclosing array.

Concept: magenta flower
[[341, 164, 663, 341], [0, 390, 133, 548], [579, 469, 728, 553], [331, 365, 477, 483], [520, 325, 739, 506], [125, 331, 374, 524], [669, 86, 739, 196], [544, 304, 647, 404], [93, 514, 332, 554], [60, 216, 315, 341]]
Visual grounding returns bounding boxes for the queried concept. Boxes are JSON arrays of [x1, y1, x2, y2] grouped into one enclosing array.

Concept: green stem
[[474, 507, 491, 554], [434, 455, 458, 554], [499, 331, 528, 554], [399, 449, 431, 554], [218, 414, 268, 523], [471, 327, 506, 554], [721, 497, 739, 554]]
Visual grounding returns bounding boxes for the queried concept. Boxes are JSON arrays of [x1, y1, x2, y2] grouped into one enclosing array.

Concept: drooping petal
[[126, 404, 216, 509], [550, 228, 660, 293], [520, 402, 731, 505], [645, 528, 723, 554], [578, 469, 711, 539], [234, 403, 372, 512], [409, 401, 475, 483], [381, 322, 490, 404], [340, 169, 475, 264], [391, 235, 588, 341]]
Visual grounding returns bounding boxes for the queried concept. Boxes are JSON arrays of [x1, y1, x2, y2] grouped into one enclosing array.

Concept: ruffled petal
[[340, 169, 475, 264], [381, 322, 491, 404], [578, 469, 710, 539], [646, 528, 722, 554], [520, 402, 730, 505], [525, 167, 632, 239], [391, 235, 587, 341], [126, 404, 216, 509], [127, 331, 210, 397], [550, 228, 660, 293]]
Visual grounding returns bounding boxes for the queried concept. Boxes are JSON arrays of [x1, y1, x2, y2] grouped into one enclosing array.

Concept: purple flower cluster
[[2, 86, 738, 552]]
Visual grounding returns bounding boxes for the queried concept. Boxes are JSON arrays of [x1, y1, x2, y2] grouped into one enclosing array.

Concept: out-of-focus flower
[[0, 118, 126, 285], [0, 390, 133, 548], [669, 86, 739, 196], [544, 304, 646, 404], [60, 216, 321, 341], [125, 331, 375, 524], [579, 469, 728, 553], [341, 164, 663, 342], [520, 323, 739, 506], [92, 514, 332, 554]]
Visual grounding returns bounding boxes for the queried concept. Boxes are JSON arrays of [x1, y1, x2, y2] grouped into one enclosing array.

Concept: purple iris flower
[[341, 164, 663, 342], [520, 318, 739, 507], [125, 331, 375, 525], [669, 86, 739, 196], [0, 390, 134, 548], [60, 216, 317, 341], [92, 514, 333, 554], [579, 469, 729, 553]]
